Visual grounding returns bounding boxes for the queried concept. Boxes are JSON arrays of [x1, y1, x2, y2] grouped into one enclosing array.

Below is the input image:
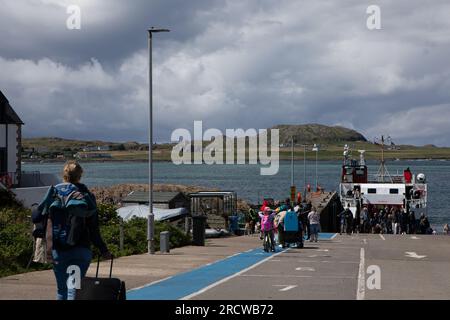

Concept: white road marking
[[379, 234, 386, 240], [356, 247, 365, 300], [308, 255, 318, 258], [316, 249, 329, 252], [180, 249, 289, 300], [240, 274, 312, 278], [363, 239, 367, 244], [295, 267, 315, 272], [405, 252, 427, 259], [273, 285, 298, 292], [410, 236, 420, 240], [239, 274, 354, 279], [127, 275, 173, 293]]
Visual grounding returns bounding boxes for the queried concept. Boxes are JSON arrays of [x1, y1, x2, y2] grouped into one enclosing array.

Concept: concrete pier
[[305, 191, 341, 232]]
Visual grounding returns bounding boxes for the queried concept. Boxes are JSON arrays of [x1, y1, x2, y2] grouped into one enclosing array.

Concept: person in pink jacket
[[259, 207, 276, 252]]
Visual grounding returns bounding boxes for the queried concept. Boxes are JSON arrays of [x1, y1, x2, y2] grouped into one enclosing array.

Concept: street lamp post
[[303, 144, 306, 198], [312, 144, 319, 191], [147, 27, 170, 254], [290, 136, 296, 203], [291, 136, 294, 186]]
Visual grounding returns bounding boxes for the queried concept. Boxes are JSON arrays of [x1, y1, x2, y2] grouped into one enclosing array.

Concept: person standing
[[345, 208, 354, 235], [338, 207, 349, 235], [399, 207, 408, 234], [393, 208, 401, 234], [361, 206, 369, 234], [408, 211, 416, 234], [32, 161, 111, 300], [444, 224, 449, 235], [248, 207, 258, 234], [308, 207, 321, 242], [303, 201, 312, 240]]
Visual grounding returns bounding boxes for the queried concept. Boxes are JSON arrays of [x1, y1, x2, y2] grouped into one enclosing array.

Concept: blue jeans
[[52, 247, 92, 300]]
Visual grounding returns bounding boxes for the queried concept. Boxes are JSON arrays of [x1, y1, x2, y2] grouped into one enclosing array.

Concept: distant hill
[[22, 137, 144, 152], [270, 123, 367, 145]]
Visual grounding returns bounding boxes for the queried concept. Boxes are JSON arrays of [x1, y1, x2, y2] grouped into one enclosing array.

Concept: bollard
[[192, 215, 207, 246], [160, 231, 170, 253]]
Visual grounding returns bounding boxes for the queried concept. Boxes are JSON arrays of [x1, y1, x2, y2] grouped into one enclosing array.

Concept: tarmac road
[[187, 234, 450, 300], [2, 233, 449, 300]]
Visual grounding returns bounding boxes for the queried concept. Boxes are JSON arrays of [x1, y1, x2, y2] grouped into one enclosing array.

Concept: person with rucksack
[[32, 161, 111, 300], [258, 207, 276, 252]]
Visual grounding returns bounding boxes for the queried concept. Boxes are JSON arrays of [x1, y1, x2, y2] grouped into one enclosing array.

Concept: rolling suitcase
[[76, 255, 126, 300]]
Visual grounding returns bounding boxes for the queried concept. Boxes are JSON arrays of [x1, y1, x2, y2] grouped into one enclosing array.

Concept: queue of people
[[247, 198, 321, 249], [339, 204, 435, 235]]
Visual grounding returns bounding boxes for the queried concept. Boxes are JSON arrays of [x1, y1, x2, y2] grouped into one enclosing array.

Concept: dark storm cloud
[[0, 0, 221, 66], [1, 0, 450, 146]]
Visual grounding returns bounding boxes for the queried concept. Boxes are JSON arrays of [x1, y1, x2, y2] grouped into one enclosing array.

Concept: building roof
[[122, 191, 188, 204], [189, 191, 237, 198], [0, 91, 24, 125]]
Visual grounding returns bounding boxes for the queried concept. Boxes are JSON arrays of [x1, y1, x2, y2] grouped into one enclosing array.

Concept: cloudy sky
[[1, 0, 450, 146]]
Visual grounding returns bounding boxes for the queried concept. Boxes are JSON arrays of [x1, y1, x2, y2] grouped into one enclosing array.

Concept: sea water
[[23, 160, 450, 229]]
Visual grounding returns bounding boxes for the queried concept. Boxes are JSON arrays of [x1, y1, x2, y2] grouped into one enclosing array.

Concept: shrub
[[0, 207, 50, 277], [95, 204, 191, 258], [0, 189, 23, 208], [0, 201, 191, 276]]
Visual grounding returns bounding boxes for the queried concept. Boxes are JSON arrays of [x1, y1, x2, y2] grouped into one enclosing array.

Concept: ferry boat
[[338, 136, 428, 220]]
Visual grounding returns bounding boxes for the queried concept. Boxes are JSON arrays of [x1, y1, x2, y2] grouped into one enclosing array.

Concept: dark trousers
[[278, 224, 285, 246], [305, 221, 310, 239]]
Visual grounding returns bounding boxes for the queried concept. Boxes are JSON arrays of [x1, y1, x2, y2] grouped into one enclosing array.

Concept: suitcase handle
[[95, 254, 114, 279]]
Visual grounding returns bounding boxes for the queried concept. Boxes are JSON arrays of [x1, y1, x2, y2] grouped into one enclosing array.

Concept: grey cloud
[[1, 0, 450, 146]]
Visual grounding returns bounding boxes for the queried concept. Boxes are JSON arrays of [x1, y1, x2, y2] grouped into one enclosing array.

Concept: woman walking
[[32, 161, 111, 300]]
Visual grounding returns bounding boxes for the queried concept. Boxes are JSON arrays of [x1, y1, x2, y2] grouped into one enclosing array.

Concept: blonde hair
[[63, 160, 83, 183]]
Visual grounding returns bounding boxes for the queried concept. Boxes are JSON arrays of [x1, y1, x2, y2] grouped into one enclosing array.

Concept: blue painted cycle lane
[[127, 233, 336, 300]]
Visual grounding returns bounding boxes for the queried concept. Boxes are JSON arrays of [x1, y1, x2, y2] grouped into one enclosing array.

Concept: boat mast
[[375, 135, 392, 183], [381, 135, 385, 182]]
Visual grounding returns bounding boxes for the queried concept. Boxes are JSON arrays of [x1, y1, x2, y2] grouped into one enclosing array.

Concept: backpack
[[284, 210, 299, 232], [49, 183, 96, 250], [261, 214, 273, 232]]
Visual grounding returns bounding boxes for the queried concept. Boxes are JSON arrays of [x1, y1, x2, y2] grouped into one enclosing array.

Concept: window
[[390, 189, 399, 194], [368, 188, 377, 194]]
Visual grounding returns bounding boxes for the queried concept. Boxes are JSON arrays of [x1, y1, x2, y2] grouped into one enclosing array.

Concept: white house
[[0, 91, 23, 188]]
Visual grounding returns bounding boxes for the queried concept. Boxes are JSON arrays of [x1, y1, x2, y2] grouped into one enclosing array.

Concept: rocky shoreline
[[90, 183, 251, 212]]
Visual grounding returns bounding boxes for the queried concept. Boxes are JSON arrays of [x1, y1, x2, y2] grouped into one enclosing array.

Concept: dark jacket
[[32, 183, 108, 254]]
